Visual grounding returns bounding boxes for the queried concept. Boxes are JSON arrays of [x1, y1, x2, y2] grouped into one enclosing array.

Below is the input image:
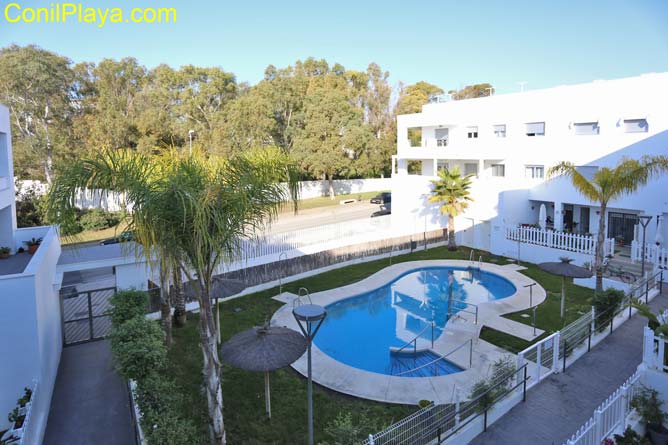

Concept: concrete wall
[[0, 226, 62, 445]]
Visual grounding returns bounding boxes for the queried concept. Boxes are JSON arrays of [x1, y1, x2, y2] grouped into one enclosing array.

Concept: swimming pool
[[312, 266, 516, 377]]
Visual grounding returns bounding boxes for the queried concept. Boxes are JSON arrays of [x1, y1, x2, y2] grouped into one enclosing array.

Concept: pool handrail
[[448, 298, 479, 325], [390, 322, 435, 357], [394, 338, 473, 377], [293, 287, 312, 308]]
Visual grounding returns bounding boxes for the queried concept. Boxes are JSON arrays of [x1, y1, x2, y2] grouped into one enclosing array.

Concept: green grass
[[280, 190, 388, 212], [163, 249, 597, 443], [478, 262, 595, 350], [61, 221, 129, 245]]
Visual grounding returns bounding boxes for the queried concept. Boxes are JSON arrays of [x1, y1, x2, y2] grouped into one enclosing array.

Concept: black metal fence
[[60, 286, 116, 345]]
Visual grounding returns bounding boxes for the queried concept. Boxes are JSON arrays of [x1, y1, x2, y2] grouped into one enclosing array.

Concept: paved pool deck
[[271, 260, 547, 404]]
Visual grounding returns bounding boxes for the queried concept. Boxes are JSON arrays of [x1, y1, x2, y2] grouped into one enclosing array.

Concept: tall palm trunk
[[172, 266, 186, 327], [159, 263, 172, 345], [595, 202, 607, 293], [447, 213, 457, 251], [196, 275, 226, 445]]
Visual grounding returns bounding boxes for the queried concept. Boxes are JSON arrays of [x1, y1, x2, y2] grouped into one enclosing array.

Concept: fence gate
[[60, 286, 116, 346]]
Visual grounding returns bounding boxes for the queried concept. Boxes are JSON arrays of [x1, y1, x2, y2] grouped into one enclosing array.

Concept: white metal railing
[[506, 226, 614, 257], [516, 331, 560, 389], [564, 370, 641, 445], [631, 240, 668, 270]]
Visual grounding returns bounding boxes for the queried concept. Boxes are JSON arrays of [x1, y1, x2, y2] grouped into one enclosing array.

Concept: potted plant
[[3, 407, 25, 442], [0, 247, 10, 259], [631, 386, 668, 444], [23, 238, 41, 254], [613, 426, 651, 444], [17, 387, 32, 411]]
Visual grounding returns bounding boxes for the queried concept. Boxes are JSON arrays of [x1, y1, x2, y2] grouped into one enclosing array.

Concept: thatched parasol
[[538, 257, 593, 318], [219, 324, 307, 418]]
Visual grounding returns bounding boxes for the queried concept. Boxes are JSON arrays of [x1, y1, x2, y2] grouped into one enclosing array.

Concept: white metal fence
[[516, 332, 560, 389], [506, 226, 614, 257], [563, 370, 641, 445], [631, 240, 668, 270]]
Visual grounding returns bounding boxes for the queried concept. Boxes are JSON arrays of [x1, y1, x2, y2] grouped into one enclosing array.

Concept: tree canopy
[[0, 45, 494, 187]]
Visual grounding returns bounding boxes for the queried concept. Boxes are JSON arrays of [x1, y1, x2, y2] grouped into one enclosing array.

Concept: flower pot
[[28, 244, 38, 254], [0, 252, 9, 259], [649, 423, 668, 445]]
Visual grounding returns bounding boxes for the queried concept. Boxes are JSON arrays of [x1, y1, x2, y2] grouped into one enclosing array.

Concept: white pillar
[[478, 159, 484, 178], [552, 331, 561, 373], [554, 202, 563, 231]]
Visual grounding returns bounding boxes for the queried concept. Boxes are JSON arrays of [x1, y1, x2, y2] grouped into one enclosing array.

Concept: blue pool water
[[313, 267, 516, 377]]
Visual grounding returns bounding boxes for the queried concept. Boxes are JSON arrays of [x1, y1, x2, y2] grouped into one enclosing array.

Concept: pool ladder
[[293, 287, 312, 309]]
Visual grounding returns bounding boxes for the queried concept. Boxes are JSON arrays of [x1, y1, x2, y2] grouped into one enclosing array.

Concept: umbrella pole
[[561, 276, 566, 319], [265, 371, 271, 419]]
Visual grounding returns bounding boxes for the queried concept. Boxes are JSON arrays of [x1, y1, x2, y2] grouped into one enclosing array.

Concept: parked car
[[371, 204, 391, 218], [100, 231, 134, 245], [370, 192, 391, 204]]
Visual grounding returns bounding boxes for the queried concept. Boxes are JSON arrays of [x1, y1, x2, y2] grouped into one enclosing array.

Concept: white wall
[[0, 226, 62, 445], [289, 177, 392, 200]]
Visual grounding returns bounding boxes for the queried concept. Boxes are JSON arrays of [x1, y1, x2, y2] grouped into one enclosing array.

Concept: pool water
[[313, 267, 516, 377]]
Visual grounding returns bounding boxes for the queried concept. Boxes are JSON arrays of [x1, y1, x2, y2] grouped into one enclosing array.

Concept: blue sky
[[2, 0, 668, 93]]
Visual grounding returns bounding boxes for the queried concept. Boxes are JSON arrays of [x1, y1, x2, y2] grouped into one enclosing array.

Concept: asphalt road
[[270, 201, 380, 233]]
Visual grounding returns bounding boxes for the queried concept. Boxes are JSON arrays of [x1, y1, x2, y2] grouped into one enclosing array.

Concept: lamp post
[[293, 303, 327, 445], [638, 215, 652, 278], [188, 129, 195, 155]]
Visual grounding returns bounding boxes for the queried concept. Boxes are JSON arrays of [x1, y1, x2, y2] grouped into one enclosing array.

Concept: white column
[[554, 202, 564, 231], [478, 159, 484, 178]]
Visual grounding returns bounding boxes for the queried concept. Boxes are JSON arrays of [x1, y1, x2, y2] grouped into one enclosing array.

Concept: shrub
[[79, 208, 121, 231], [135, 374, 199, 444], [631, 386, 667, 428], [144, 411, 199, 444], [613, 426, 650, 445], [469, 356, 516, 414], [593, 288, 625, 331], [323, 412, 375, 445], [109, 290, 149, 326], [15, 187, 46, 228], [109, 317, 166, 381]]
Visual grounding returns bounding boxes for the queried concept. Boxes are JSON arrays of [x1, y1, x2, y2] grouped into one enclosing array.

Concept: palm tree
[[549, 156, 668, 292], [46, 146, 298, 445], [428, 167, 474, 251]]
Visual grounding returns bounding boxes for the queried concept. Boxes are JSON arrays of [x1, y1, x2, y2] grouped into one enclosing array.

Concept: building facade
[[392, 73, 668, 264], [0, 104, 63, 445]]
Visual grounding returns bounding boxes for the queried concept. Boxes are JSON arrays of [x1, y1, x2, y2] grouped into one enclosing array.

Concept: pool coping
[[271, 260, 547, 405]]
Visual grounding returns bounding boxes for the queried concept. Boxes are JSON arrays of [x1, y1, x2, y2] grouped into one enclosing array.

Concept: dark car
[[100, 231, 135, 245], [370, 192, 391, 204], [371, 204, 391, 218]]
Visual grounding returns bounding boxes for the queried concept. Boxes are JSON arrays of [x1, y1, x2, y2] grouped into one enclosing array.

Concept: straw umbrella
[[219, 324, 307, 418], [538, 257, 593, 318]]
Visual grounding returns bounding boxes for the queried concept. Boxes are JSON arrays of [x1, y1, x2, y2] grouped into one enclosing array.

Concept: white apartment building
[[0, 104, 63, 445], [392, 73, 668, 265]]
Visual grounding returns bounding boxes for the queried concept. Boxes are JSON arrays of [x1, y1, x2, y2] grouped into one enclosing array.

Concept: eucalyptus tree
[[0, 44, 76, 182], [46, 146, 299, 444], [549, 156, 668, 292], [428, 166, 474, 251]]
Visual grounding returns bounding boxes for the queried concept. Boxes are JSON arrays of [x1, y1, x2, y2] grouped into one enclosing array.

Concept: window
[[464, 163, 479, 176], [435, 128, 449, 147], [525, 165, 544, 179], [467, 126, 478, 139], [491, 164, 505, 177], [525, 122, 545, 136], [436, 160, 449, 172], [493, 124, 506, 138], [574, 122, 599, 135], [623, 118, 648, 133]]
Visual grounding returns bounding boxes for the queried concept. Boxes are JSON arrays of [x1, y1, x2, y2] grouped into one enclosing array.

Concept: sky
[[1, 0, 668, 94]]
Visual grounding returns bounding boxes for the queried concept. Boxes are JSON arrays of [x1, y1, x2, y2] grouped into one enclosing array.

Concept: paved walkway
[[471, 289, 667, 445], [44, 341, 135, 445]]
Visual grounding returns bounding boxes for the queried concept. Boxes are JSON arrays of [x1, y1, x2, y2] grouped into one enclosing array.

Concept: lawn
[[60, 221, 129, 245], [279, 190, 388, 213], [163, 247, 596, 443]]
